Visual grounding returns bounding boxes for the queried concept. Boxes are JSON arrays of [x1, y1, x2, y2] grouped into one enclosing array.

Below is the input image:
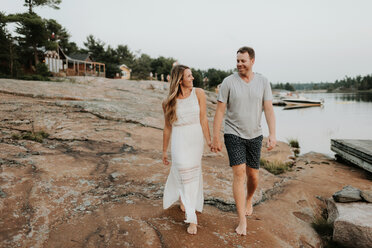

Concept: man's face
[[237, 52, 254, 75]]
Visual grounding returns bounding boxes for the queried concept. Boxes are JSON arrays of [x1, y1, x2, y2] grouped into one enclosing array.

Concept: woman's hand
[[211, 137, 222, 153], [207, 140, 212, 148], [162, 151, 170, 165]]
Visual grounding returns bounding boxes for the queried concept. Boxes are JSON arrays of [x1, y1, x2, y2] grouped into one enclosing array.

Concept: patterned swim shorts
[[224, 134, 263, 169]]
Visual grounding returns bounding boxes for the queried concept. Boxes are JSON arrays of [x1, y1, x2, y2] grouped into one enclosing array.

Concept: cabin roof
[[120, 64, 130, 69], [69, 53, 92, 61]]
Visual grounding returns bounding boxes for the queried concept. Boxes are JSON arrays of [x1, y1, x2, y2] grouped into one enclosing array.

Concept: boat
[[282, 97, 324, 106]]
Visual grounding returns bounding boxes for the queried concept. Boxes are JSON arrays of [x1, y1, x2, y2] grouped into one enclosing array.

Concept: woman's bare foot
[[187, 223, 197, 235], [245, 202, 253, 216], [179, 198, 185, 212], [235, 219, 247, 236]]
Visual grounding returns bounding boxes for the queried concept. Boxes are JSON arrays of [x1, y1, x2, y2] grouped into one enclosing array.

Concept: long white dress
[[163, 88, 204, 224]]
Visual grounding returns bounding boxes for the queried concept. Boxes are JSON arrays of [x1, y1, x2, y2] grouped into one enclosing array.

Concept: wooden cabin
[[119, 64, 131, 79], [44, 47, 105, 77]]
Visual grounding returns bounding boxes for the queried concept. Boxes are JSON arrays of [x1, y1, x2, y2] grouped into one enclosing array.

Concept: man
[[211, 46, 276, 236]]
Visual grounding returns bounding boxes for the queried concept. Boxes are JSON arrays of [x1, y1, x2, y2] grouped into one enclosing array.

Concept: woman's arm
[[162, 102, 172, 165], [196, 88, 211, 147]]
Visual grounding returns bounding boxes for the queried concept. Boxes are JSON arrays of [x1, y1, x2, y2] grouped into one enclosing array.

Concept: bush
[[11, 131, 49, 143], [0, 73, 11, 79], [35, 63, 51, 77], [18, 74, 50, 81], [288, 138, 300, 148], [260, 159, 292, 175]]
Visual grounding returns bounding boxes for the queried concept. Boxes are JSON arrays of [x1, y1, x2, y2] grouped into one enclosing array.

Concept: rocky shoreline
[[0, 77, 371, 248]]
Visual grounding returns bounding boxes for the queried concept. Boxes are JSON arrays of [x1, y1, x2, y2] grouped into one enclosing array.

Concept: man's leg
[[232, 163, 247, 235], [246, 167, 259, 216]]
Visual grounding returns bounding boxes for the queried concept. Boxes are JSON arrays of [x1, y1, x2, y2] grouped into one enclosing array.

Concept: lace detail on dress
[[178, 165, 201, 184]]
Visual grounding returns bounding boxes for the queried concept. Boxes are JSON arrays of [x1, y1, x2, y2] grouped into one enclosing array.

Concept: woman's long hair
[[163, 65, 189, 124]]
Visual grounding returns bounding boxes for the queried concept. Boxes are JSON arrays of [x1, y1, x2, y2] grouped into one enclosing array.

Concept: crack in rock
[[145, 221, 167, 248]]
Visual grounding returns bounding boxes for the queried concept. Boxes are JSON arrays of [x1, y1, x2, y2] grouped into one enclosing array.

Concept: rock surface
[[333, 185, 362, 203], [0, 77, 371, 248], [327, 200, 372, 248], [361, 190, 372, 203]]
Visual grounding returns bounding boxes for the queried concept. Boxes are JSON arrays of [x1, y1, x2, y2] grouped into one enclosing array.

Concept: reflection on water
[[335, 92, 372, 102], [283, 105, 324, 110], [262, 92, 372, 156]]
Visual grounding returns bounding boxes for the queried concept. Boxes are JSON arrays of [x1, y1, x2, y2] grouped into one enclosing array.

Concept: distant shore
[[297, 89, 372, 93]]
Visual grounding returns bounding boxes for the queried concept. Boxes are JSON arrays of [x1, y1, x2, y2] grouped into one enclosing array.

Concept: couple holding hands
[[162, 46, 276, 235]]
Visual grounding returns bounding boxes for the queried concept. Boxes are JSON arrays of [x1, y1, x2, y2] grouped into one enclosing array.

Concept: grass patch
[[287, 138, 300, 148], [293, 148, 300, 157], [11, 131, 49, 143], [260, 159, 292, 175], [312, 214, 333, 237], [312, 206, 347, 248]]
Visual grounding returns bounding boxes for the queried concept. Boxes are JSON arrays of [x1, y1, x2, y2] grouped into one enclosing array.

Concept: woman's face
[[181, 69, 194, 88]]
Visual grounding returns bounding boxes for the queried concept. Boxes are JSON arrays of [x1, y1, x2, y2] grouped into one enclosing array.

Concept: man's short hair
[[237, 46, 255, 59]]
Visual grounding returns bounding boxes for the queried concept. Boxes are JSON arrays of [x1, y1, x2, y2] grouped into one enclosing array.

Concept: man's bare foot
[[235, 219, 247, 236], [180, 201, 185, 212], [187, 223, 197, 235], [245, 202, 253, 216]]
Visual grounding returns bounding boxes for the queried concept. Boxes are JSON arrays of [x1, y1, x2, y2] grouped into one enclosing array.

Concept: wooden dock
[[331, 139, 372, 173]]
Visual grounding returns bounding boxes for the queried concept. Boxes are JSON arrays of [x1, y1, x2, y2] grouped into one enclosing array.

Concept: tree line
[[272, 74, 372, 92], [0, 0, 232, 88]]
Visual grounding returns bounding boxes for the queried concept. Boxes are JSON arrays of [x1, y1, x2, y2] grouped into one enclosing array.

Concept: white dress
[[163, 88, 204, 224]]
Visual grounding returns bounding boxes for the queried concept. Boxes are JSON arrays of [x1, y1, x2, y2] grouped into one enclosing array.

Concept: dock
[[331, 139, 372, 173]]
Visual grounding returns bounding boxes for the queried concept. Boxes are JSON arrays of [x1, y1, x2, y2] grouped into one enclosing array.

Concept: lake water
[[261, 92, 372, 156]]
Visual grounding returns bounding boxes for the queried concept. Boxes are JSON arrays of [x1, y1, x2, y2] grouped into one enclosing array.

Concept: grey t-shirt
[[217, 72, 273, 139]]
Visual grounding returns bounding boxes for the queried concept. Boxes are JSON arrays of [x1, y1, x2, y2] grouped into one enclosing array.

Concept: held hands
[[210, 137, 222, 153], [162, 151, 170, 165], [266, 135, 277, 151]]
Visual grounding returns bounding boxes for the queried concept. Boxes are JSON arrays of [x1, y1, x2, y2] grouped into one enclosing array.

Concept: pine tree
[[24, 0, 62, 14]]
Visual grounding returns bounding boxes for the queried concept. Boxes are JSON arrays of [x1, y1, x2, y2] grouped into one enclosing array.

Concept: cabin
[[119, 64, 131, 79], [44, 46, 105, 77]]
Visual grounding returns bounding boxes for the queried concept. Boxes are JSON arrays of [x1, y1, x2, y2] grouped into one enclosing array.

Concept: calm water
[[261, 92, 372, 156]]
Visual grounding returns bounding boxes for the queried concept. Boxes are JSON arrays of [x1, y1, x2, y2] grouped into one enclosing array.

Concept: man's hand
[[211, 137, 222, 153], [267, 135, 277, 151], [162, 151, 170, 165]]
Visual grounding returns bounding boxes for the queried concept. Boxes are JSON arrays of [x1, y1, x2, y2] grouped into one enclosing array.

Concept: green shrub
[[35, 63, 51, 77], [288, 138, 300, 148], [293, 149, 300, 157], [17, 74, 50, 81]]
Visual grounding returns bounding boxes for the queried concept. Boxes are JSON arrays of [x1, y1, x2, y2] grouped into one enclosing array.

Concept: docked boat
[[282, 97, 323, 106]]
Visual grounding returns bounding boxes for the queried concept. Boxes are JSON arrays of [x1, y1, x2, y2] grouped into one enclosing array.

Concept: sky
[[2, 0, 372, 83]]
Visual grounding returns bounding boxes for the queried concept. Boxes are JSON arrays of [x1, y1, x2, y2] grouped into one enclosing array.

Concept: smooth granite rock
[[333, 185, 362, 203]]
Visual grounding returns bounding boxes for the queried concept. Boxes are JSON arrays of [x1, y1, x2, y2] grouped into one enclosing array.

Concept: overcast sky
[[2, 0, 372, 83]]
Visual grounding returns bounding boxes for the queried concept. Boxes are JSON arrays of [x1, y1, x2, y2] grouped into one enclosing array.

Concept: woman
[[162, 65, 211, 235]]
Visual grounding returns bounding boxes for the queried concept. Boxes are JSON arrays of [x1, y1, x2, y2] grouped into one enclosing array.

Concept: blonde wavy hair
[[163, 65, 190, 124]]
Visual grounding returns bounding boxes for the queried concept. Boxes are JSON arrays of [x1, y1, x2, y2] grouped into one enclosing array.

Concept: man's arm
[[263, 100, 276, 150], [211, 101, 226, 152]]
